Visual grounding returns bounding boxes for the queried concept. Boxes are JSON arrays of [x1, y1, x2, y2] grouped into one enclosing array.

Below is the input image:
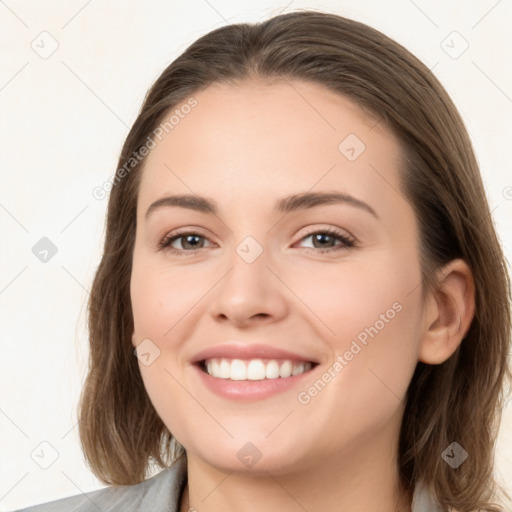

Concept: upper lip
[[191, 343, 320, 364]]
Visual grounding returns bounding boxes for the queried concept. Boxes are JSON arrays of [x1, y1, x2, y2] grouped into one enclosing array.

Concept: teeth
[[279, 360, 292, 378], [292, 363, 305, 376], [231, 359, 246, 380], [265, 360, 280, 379], [247, 359, 266, 380], [203, 358, 313, 380], [219, 359, 230, 378]]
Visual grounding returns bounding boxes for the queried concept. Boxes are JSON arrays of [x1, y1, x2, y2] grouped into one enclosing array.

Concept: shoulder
[[13, 457, 187, 512]]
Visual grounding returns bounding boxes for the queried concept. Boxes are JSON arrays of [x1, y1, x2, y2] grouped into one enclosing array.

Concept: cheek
[[287, 252, 422, 349], [130, 260, 200, 443], [294, 282, 422, 449], [130, 260, 201, 342], [288, 250, 424, 416]]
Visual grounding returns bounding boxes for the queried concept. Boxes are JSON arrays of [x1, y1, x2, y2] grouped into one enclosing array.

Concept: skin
[[130, 79, 475, 512]]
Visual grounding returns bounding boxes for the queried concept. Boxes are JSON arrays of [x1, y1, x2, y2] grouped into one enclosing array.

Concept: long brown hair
[[79, 10, 511, 511]]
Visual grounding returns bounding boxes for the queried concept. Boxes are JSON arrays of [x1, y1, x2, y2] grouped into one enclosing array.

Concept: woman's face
[[130, 79, 427, 474]]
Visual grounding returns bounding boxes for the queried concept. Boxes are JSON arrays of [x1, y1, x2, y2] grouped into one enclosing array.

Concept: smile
[[201, 358, 314, 380]]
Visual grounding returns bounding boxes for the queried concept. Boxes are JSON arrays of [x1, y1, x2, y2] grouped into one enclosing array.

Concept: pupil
[[183, 235, 202, 249], [314, 233, 333, 248]]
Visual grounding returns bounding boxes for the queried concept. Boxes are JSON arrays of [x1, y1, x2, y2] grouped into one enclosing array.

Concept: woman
[[16, 10, 511, 512]]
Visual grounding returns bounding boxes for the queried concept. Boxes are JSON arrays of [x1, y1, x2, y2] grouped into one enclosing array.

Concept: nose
[[207, 243, 289, 328]]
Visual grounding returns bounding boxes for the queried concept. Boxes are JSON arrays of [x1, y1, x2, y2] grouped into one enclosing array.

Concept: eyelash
[[157, 228, 355, 256]]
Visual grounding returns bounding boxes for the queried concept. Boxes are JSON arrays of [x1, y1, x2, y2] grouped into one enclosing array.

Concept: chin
[[183, 432, 318, 476]]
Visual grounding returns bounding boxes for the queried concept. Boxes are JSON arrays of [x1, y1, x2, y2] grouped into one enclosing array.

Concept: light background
[[1, 0, 511, 509]]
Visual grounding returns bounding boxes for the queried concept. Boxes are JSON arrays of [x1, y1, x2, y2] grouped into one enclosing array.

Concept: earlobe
[[418, 259, 476, 365], [131, 331, 138, 348]]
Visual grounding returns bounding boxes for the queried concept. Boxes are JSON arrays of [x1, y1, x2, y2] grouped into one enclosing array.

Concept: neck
[[179, 428, 412, 512]]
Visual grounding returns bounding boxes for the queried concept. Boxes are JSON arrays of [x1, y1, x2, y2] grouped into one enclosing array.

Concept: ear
[[419, 259, 475, 365], [131, 331, 138, 349]]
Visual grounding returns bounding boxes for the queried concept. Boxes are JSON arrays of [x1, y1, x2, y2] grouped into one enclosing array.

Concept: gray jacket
[[14, 456, 441, 511]]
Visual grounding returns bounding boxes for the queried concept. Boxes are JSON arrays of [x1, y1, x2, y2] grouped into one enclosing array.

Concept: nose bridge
[[223, 233, 272, 302], [208, 233, 288, 324]]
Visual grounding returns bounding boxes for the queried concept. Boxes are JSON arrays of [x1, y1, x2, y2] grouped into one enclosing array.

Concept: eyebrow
[[145, 191, 378, 219]]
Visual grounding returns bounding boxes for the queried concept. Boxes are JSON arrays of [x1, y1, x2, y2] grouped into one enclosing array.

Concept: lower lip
[[192, 363, 317, 401]]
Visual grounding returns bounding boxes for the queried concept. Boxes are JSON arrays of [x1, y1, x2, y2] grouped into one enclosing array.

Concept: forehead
[[137, 79, 404, 213]]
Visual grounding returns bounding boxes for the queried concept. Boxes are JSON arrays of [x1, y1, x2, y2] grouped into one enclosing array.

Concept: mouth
[[190, 343, 321, 400], [197, 357, 318, 381]]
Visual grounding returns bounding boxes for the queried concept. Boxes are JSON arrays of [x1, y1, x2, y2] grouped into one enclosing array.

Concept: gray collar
[[411, 479, 442, 512], [164, 457, 441, 512], [16, 455, 441, 512]]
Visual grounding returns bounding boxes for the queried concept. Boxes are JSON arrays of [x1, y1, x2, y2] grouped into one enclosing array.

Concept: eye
[[158, 228, 355, 255], [296, 228, 355, 252], [158, 232, 214, 254]]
